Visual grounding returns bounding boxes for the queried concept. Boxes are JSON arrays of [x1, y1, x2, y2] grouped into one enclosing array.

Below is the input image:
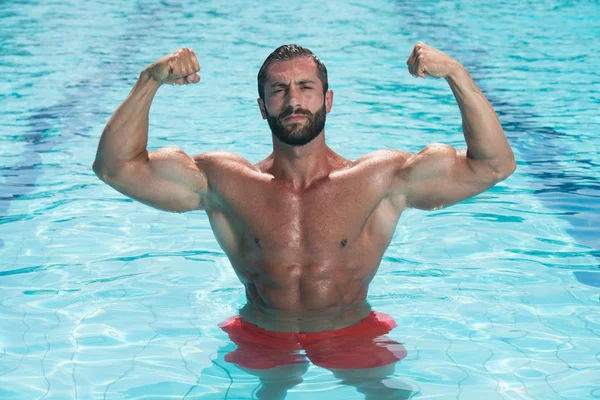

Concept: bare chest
[[208, 178, 399, 265], [245, 187, 366, 250]]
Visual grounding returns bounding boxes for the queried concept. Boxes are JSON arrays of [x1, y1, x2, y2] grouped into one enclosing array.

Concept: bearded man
[[93, 43, 515, 399]]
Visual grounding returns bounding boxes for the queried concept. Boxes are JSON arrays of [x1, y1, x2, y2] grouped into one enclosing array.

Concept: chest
[[209, 177, 398, 258], [254, 185, 368, 249]]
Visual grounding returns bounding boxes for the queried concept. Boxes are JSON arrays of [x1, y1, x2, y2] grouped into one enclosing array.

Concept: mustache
[[278, 107, 312, 120]]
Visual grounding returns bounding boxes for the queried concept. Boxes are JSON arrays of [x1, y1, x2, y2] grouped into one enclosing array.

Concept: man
[[93, 43, 515, 399]]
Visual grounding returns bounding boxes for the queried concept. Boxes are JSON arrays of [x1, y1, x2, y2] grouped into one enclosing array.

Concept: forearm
[[446, 66, 515, 175], [94, 68, 160, 177]]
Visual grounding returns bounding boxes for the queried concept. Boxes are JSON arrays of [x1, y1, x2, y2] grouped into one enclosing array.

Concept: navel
[[341, 238, 347, 248], [255, 238, 261, 248]]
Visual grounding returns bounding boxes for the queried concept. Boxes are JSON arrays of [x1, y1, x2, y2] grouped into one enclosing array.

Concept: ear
[[325, 89, 334, 113], [257, 98, 268, 120]]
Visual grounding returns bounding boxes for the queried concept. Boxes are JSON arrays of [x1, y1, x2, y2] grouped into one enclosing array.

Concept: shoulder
[[328, 149, 413, 188], [408, 143, 455, 161], [193, 151, 265, 190], [352, 145, 454, 170], [354, 149, 412, 165], [398, 143, 458, 181], [350, 149, 412, 174], [192, 152, 268, 210], [193, 151, 260, 177], [329, 150, 413, 198], [194, 151, 254, 169]]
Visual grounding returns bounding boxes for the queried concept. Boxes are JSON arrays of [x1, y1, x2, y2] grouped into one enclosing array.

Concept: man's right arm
[[93, 48, 209, 212]]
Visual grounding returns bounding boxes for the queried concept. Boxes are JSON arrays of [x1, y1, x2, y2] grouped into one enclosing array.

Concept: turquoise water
[[1, 0, 599, 399]]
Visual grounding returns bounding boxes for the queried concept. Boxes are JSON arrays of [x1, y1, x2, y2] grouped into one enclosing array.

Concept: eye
[[302, 86, 312, 90]]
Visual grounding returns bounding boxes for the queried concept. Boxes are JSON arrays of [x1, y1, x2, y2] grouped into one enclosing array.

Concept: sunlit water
[[1, 0, 599, 399]]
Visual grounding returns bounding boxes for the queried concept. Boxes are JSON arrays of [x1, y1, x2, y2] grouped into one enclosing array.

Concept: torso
[[198, 148, 408, 332]]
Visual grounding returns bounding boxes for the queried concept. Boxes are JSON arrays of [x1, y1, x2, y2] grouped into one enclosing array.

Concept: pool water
[[1, 0, 599, 399]]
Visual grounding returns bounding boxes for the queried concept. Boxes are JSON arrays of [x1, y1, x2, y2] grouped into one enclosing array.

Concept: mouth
[[283, 115, 308, 123]]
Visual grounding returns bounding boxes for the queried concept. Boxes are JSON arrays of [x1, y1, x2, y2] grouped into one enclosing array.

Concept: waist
[[238, 300, 372, 333]]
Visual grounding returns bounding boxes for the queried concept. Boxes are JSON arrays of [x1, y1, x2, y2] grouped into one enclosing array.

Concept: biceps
[[404, 174, 487, 210], [400, 145, 496, 210], [105, 148, 208, 212]]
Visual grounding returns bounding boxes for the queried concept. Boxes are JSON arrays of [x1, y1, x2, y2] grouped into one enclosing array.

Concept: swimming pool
[[1, 0, 599, 398]]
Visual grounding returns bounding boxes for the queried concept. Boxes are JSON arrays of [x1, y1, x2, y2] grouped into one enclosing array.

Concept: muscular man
[[94, 43, 515, 399]]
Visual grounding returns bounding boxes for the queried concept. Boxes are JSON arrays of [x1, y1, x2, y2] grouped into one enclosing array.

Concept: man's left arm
[[395, 43, 516, 210]]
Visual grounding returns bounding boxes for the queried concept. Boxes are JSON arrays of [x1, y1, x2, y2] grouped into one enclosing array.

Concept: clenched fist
[[148, 47, 200, 85], [406, 43, 463, 79]]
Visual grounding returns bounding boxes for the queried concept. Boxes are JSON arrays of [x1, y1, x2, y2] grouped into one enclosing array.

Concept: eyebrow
[[269, 79, 318, 88]]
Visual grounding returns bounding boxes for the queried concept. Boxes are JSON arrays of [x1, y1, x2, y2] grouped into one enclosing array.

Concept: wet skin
[[199, 144, 405, 331], [200, 58, 410, 331], [94, 53, 514, 330], [94, 45, 515, 397]]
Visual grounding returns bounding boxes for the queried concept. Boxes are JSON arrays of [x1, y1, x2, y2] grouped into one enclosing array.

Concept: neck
[[271, 131, 331, 189]]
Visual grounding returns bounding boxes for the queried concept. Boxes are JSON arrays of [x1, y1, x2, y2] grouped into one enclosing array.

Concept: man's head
[[257, 45, 333, 147]]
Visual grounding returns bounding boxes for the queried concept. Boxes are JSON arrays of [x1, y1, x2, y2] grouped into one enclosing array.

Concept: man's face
[[258, 58, 333, 146]]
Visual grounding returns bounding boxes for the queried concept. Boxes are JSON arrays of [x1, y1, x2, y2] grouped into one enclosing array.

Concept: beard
[[266, 103, 326, 146]]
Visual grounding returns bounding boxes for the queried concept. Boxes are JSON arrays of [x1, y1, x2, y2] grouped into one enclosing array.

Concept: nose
[[285, 86, 301, 109]]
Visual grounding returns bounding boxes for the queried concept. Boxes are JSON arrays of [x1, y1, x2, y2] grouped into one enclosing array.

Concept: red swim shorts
[[218, 311, 407, 370]]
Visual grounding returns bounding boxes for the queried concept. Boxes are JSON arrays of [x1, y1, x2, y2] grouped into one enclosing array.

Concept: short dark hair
[[257, 44, 328, 101]]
